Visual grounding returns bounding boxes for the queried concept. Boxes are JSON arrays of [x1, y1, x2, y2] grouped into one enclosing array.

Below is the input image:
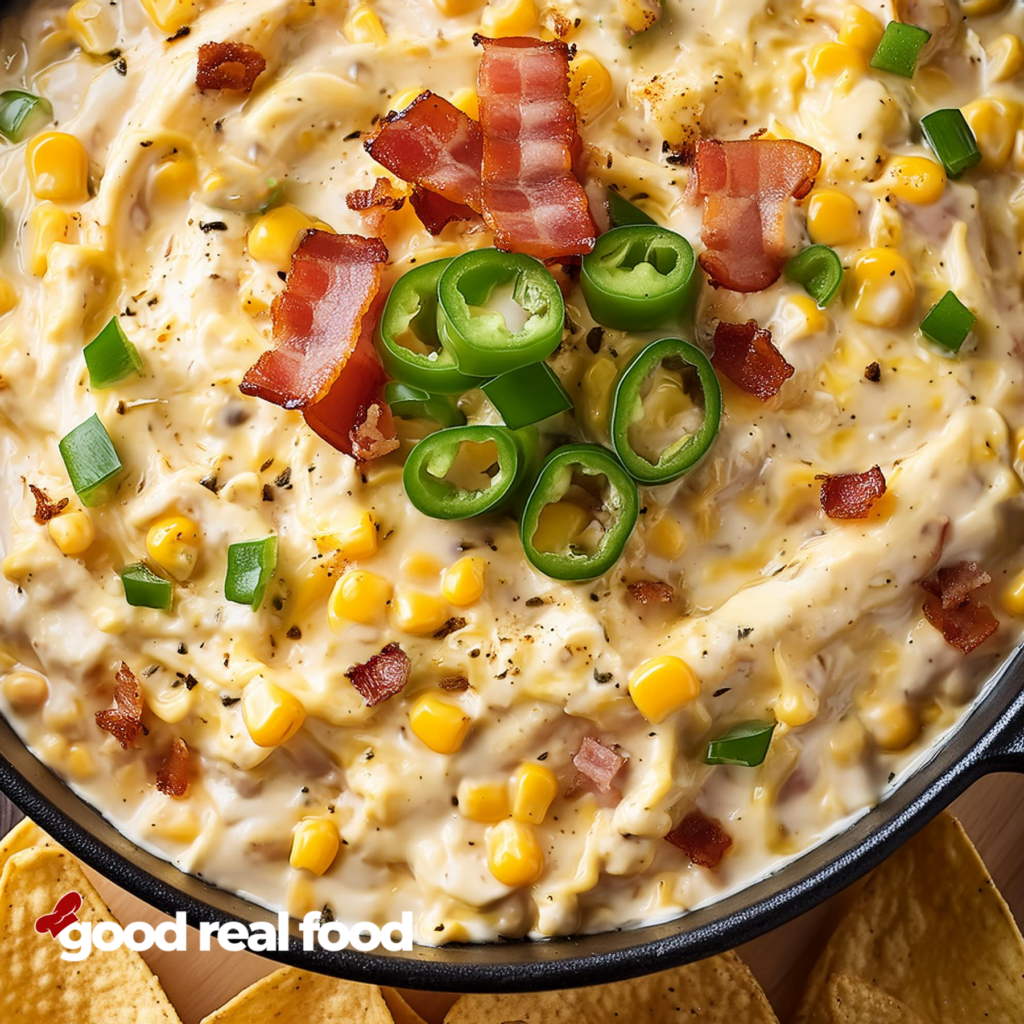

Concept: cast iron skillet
[[0, 650, 1022, 992]]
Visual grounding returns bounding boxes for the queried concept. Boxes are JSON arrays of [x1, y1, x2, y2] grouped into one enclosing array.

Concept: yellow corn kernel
[[248, 206, 327, 266], [851, 247, 915, 327], [510, 761, 558, 825], [47, 509, 94, 555], [1003, 569, 1024, 615], [785, 294, 829, 337], [392, 587, 448, 636], [775, 677, 820, 727], [401, 552, 443, 579], [451, 87, 480, 120], [884, 156, 946, 206], [409, 693, 471, 753], [618, 0, 661, 34], [838, 5, 883, 55], [442, 555, 486, 607], [327, 569, 392, 629], [0, 277, 17, 316], [962, 98, 1018, 171], [434, 0, 485, 12], [66, 744, 96, 780], [390, 87, 425, 112], [242, 676, 306, 747], [151, 805, 200, 843], [963, 0, 1007, 13], [807, 41, 866, 81], [152, 157, 197, 203], [828, 716, 867, 764], [458, 778, 509, 822], [146, 515, 201, 581], [290, 817, 340, 875], [344, 4, 387, 44], [26, 132, 89, 202], [67, 0, 117, 53], [480, 0, 537, 38], [26, 203, 71, 277], [149, 684, 192, 725], [628, 655, 700, 724], [486, 819, 544, 887], [862, 701, 920, 752], [646, 512, 686, 560], [569, 53, 613, 123], [317, 509, 377, 560], [807, 189, 860, 246], [532, 501, 589, 553], [140, 0, 197, 33], [2, 670, 48, 711], [987, 34, 1024, 83], [582, 355, 618, 435]]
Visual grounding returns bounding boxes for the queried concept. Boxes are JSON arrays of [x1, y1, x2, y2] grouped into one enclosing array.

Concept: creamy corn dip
[[1, 0, 1024, 945]]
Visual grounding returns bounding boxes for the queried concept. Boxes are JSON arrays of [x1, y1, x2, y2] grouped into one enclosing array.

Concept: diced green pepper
[[121, 562, 172, 611], [785, 245, 844, 307], [705, 720, 777, 767], [920, 290, 975, 353], [870, 22, 931, 78], [226, 536, 278, 610], [0, 90, 52, 142], [58, 414, 123, 507], [921, 109, 981, 178], [481, 361, 573, 431], [384, 381, 465, 427], [83, 317, 143, 389]]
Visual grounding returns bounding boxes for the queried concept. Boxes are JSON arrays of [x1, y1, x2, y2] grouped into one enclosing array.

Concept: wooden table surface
[[3, 772, 1023, 1022]]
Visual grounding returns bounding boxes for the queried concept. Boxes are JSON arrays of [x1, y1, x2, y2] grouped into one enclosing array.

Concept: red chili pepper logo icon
[[35, 891, 83, 938]]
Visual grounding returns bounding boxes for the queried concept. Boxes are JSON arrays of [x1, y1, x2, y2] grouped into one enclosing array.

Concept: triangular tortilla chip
[[794, 813, 1024, 1023], [816, 974, 934, 1024], [383, 988, 430, 1024], [0, 845, 182, 1023], [397, 990, 458, 1024], [442, 951, 779, 1023], [200, 966, 396, 1024], [0, 816, 52, 875]]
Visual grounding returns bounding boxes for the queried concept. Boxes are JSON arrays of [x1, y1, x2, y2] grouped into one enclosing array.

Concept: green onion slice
[[607, 188, 656, 227], [384, 381, 466, 427], [226, 536, 278, 610], [870, 22, 931, 78], [58, 414, 123, 507], [920, 108, 981, 178], [481, 361, 573, 431], [121, 562, 172, 611], [84, 317, 143, 389], [785, 244, 844, 307], [705, 720, 777, 767], [920, 290, 975, 353], [0, 90, 52, 142]]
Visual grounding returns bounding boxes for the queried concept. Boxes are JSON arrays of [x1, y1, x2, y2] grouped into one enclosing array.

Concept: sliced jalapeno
[[705, 720, 776, 767], [607, 188, 656, 227], [384, 381, 466, 427], [784, 244, 844, 307]]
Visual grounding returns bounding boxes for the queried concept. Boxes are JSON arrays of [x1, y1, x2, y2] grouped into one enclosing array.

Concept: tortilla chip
[[0, 845, 182, 1023], [0, 816, 52, 876], [200, 966, 396, 1024], [398, 990, 458, 1023], [794, 813, 1024, 1024], [383, 987, 430, 1024], [442, 951, 778, 1023], [816, 974, 934, 1024]]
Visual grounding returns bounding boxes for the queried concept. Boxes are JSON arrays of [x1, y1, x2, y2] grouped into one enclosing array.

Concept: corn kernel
[[317, 509, 377, 560], [344, 4, 387, 44], [26, 202, 71, 277], [486, 819, 544, 887], [146, 515, 201, 581], [152, 805, 200, 843], [963, 0, 1007, 13], [290, 817, 340, 875], [532, 501, 589, 554], [510, 761, 558, 825], [67, 0, 117, 53], [775, 677, 820, 727], [248, 206, 330, 266], [807, 189, 860, 246], [2, 670, 48, 711], [242, 676, 306, 747], [785, 294, 829, 338], [149, 684, 192, 725], [0, 277, 17, 316], [451, 87, 479, 120], [390, 87, 425, 112], [47, 509, 93, 555], [628, 655, 700, 724], [851, 247, 915, 327], [409, 693, 471, 753], [1003, 569, 1024, 615], [987, 34, 1024, 83], [392, 587, 448, 636], [962, 98, 1018, 171], [884, 156, 946, 206], [66, 744, 96, 780], [458, 778, 509, 822], [646, 512, 686, 560], [838, 5, 883, 54], [442, 555, 486, 607], [828, 716, 866, 764], [807, 41, 866, 81], [569, 53, 613, 123], [434, 0, 484, 12], [327, 569, 392, 630], [152, 157, 197, 203], [618, 0, 661, 34], [480, 0, 537, 38], [26, 132, 89, 202], [862, 701, 920, 752], [140, 0, 197, 33]]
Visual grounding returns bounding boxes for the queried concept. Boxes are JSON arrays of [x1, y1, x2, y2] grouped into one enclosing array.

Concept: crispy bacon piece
[[476, 35, 596, 260], [95, 662, 144, 749], [712, 319, 794, 400], [921, 560, 998, 654], [627, 580, 674, 606], [818, 466, 887, 520], [196, 41, 266, 93], [345, 642, 411, 707], [409, 188, 478, 235], [28, 484, 68, 524], [665, 810, 733, 869], [156, 738, 190, 798], [346, 177, 406, 214], [689, 138, 821, 291], [572, 736, 626, 792]]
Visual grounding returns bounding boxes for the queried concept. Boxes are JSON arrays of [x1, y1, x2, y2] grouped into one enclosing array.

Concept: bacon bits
[[345, 642, 411, 706], [95, 662, 144, 749], [346, 177, 406, 214], [665, 810, 733, 869], [156, 738, 190, 798], [409, 187, 478, 235], [711, 319, 794, 400], [818, 466, 887, 520], [572, 736, 626, 792], [28, 484, 68, 524], [921, 561, 998, 654], [476, 36, 596, 260], [627, 580, 674, 606], [196, 41, 266, 93], [689, 138, 821, 292]]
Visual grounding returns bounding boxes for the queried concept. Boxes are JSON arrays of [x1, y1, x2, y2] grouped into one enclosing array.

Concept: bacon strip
[[712, 319, 794, 400], [345, 642, 411, 706], [819, 466, 887, 520], [476, 35, 596, 260], [156, 738, 190, 798], [665, 810, 733, 869], [627, 580, 674, 606], [409, 188, 478, 235], [572, 736, 626, 791], [29, 484, 68, 524], [689, 138, 821, 292], [921, 560, 997, 654], [96, 662, 144, 749], [196, 41, 267, 93]]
